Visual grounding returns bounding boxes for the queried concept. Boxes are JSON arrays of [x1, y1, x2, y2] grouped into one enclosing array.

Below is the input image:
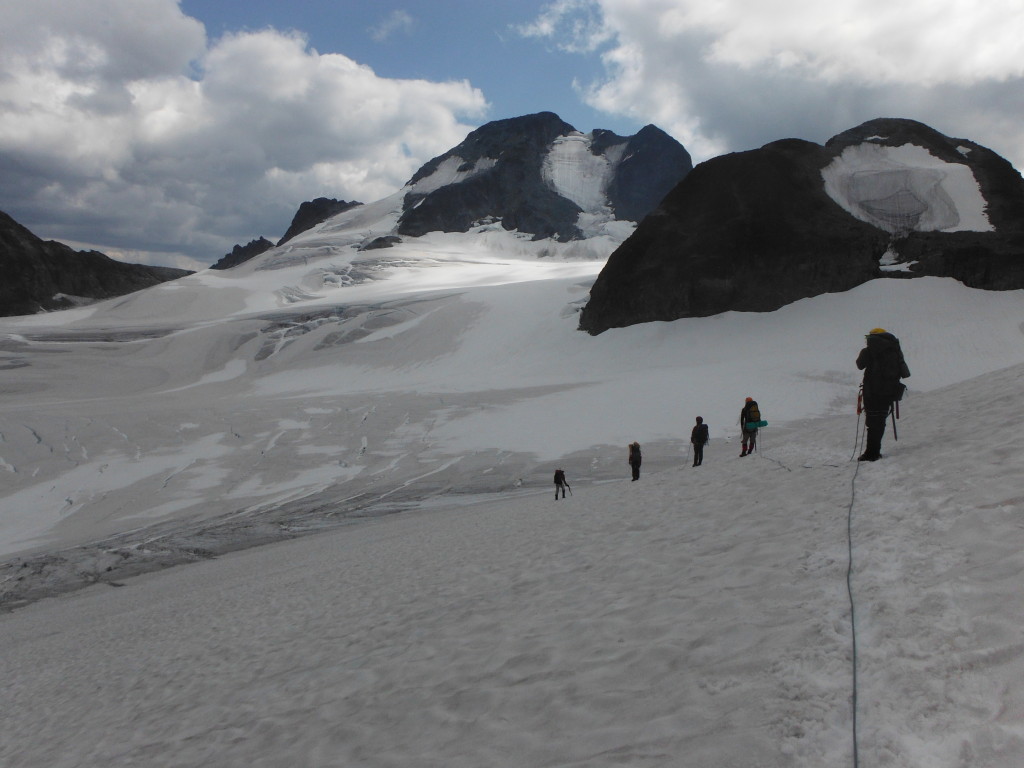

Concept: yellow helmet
[[869, 327, 887, 335]]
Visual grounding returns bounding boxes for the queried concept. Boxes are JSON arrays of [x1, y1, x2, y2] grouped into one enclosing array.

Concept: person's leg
[[861, 409, 887, 460]]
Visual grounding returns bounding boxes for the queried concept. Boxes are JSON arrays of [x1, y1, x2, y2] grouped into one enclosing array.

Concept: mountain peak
[[397, 113, 692, 241], [406, 112, 577, 188]]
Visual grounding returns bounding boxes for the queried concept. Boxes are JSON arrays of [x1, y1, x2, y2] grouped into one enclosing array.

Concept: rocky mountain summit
[[218, 113, 691, 271], [396, 112, 692, 241], [0, 210, 192, 317], [231, 111, 693, 275], [579, 118, 1024, 334]]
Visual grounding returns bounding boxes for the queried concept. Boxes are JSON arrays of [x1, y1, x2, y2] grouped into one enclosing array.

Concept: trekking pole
[[567, 484, 573, 496], [890, 404, 898, 442]]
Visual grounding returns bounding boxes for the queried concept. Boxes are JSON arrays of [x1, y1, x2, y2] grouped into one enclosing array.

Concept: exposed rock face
[[210, 237, 276, 270], [211, 198, 362, 271], [603, 124, 694, 223], [579, 118, 1024, 334], [277, 198, 362, 246], [397, 112, 692, 240], [0, 210, 192, 317]]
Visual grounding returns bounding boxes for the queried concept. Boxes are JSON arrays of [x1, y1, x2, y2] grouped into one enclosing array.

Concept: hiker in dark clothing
[[628, 442, 642, 481], [739, 398, 761, 456], [554, 468, 569, 499], [856, 328, 911, 461], [690, 417, 709, 466]]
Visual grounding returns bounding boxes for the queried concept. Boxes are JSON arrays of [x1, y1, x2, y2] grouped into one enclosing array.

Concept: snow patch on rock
[[822, 143, 993, 235], [542, 133, 624, 214], [410, 156, 498, 195]]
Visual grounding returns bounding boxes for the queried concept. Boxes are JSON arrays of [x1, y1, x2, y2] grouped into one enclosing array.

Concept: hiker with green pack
[[739, 397, 767, 456]]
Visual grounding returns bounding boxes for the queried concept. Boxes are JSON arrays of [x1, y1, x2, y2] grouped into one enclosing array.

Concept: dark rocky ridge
[[211, 198, 362, 270], [210, 237, 275, 270], [277, 198, 362, 246], [579, 118, 1024, 334], [0, 210, 192, 317], [397, 112, 692, 241]]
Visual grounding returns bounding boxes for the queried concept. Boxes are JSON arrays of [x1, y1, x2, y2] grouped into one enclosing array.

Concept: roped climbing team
[[557, 327, 910, 489]]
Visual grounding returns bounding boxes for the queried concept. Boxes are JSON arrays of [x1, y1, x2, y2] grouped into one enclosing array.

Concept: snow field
[[1, 268, 1023, 562], [2, 358, 1022, 766]]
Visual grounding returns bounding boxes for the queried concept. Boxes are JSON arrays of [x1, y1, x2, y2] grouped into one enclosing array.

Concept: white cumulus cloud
[[523, 0, 1024, 169], [0, 0, 486, 267]]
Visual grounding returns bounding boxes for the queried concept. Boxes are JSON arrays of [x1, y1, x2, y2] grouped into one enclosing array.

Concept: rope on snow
[[844, 421, 866, 768]]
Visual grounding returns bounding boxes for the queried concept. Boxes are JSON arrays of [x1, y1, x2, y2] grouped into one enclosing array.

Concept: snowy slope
[[1, 358, 1022, 767], [1, 210, 1023, 569]]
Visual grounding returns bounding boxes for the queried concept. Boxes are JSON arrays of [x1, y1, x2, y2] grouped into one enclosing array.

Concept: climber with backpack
[[628, 441, 642, 481], [553, 468, 570, 499], [690, 416, 709, 466], [739, 397, 765, 456], [856, 328, 911, 461]]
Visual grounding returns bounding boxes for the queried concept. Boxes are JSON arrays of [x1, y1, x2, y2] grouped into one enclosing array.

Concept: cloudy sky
[[3, 0, 1023, 269]]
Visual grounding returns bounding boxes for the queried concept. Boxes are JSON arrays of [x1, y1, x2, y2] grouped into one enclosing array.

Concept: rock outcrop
[[277, 198, 362, 246], [210, 237, 276, 270], [210, 198, 362, 271], [0, 210, 192, 317], [579, 118, 1024, 334]]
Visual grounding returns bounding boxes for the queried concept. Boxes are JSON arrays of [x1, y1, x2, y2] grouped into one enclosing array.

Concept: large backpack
[[742, 401, 762, 430], [865, 336, 906, 403], [746, 401, 761, 423]]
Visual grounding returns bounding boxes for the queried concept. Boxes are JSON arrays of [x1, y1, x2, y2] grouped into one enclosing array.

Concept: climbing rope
[[844, 421, 866, 768], [748, 410, 865, 768], [850, 408, 864, 462]]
